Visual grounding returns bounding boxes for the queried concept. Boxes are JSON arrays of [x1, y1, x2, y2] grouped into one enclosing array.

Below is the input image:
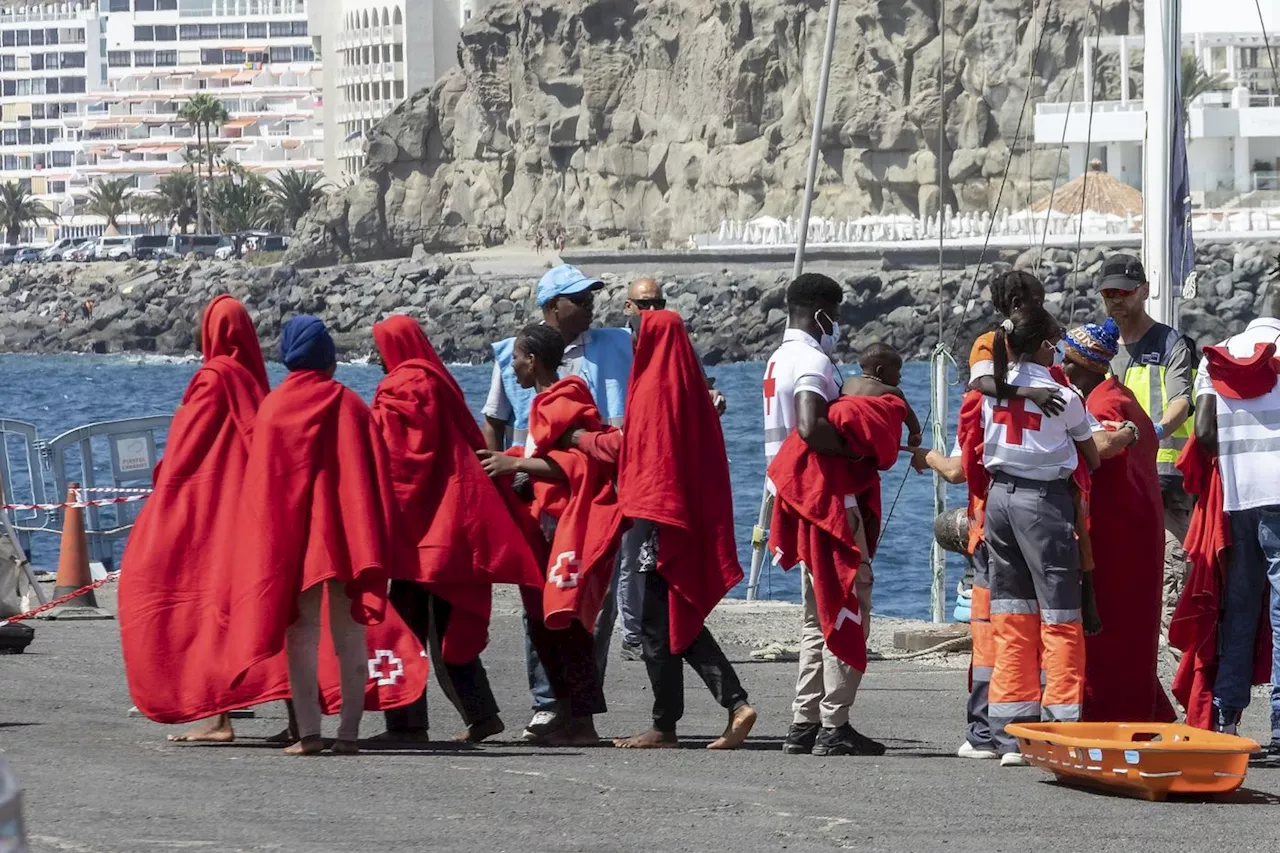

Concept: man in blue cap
[[482, 264, 635, 742]]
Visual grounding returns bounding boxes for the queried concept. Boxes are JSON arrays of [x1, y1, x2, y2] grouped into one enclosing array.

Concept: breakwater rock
[[0, 241, 1274, 365]]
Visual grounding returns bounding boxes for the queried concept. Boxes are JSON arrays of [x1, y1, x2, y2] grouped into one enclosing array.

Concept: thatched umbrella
[[1031, 159, 1143, 218]]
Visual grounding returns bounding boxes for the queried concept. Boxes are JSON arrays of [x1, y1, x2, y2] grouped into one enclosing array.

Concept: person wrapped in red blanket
[[120, 299, 423, 749], [225, 315, 426, 756], [566, 310, 755, 749], [370, 315, 543, 744], [768, 373, 910, 678], [1062, 319, 1176, 723], [478, 324, 622, 745]]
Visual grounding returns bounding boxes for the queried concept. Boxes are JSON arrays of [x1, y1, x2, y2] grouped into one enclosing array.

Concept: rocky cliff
[[289, 0, 1136, 266], [2, 242, 1273, 365]]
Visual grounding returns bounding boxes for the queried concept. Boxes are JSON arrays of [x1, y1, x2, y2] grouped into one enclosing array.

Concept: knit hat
[[1064, 317, 1119, 374]]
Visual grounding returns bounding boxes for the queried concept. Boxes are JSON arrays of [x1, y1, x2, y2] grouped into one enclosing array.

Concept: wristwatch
[[1121, 420, 1140, 445]]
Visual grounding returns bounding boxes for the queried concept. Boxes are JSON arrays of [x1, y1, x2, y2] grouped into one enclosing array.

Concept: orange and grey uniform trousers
[[984, 472, 1085, 755], [964, 542, 995, 751]]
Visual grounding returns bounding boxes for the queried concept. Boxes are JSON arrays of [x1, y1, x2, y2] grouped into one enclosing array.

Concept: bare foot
[[545, 717, 600, 747], [614, 728, 678, 749], [708, 704, 757, 750], [331, 739, 360, 756], [167, 714, 234, 743], [452, 716, 505, 743], [283, 736, 324, 756]]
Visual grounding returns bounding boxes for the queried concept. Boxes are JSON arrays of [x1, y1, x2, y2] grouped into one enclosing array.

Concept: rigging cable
[[1037, 2, 1090, 261], [1066, 0, 1107, 325], [1254, 0, 1279, 93]]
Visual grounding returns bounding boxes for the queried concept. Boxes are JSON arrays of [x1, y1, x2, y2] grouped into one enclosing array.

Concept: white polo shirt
[[762, 328, 839, 462], [982, 362, 1093, 481], [1195, 317, 1280, 512]]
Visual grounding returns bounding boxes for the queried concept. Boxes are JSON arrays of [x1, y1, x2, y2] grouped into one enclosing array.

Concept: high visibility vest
[[1115, 325, 1196, 478]]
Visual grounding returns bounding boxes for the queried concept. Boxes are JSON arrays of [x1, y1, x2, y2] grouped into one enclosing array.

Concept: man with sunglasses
[[483, 264, 634, 742], [1098, 253, 1198, 636]]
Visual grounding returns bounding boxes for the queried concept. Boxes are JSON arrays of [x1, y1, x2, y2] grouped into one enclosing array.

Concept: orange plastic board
[[1004, 722, 1260, 801]]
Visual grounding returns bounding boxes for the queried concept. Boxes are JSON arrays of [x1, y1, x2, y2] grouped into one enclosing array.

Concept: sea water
[[0, 354, 968, 619]]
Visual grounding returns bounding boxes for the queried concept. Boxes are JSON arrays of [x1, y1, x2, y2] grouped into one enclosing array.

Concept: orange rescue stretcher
[[1005, 722, 1260, 801]]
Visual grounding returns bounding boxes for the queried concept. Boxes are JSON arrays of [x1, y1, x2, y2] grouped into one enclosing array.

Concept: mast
[[1141, 0, 1181, 327]]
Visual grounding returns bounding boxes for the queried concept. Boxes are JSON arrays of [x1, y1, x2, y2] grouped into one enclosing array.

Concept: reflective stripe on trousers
[[966, 543, 996, 750], [984, 474, 1085, 754]]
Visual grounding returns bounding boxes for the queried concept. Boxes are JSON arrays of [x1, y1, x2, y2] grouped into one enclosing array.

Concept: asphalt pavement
[[3, 588, 1279, 853]]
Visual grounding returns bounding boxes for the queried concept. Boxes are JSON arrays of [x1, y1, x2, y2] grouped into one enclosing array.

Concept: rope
[[1067, 0, 1107, 324], [873, 634, 972, 661], [1037, 1, 1090, 262], [1256, 0, 1280, 93], [948, 0, 1057, 354], [0, 572, 119, 627]]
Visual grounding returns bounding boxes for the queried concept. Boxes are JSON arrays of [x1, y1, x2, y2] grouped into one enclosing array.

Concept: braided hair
[[992, 304, 1059, 400], [990, 270, 1046, 318]]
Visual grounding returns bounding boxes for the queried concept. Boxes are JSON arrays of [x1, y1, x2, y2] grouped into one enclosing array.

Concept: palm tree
[[1180, 51, 1228, 122], [207, 170, 272, 235], [265, 169, 326, 233], [0, 181, 56, 244], [85, 178, 133, 234], [137, 172, 197, 233], [179, 93, 229, 231]]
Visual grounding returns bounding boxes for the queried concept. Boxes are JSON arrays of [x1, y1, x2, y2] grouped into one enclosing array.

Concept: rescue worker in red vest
[[1193, 279, 1280, 761], [1099, 254, 1197, 639], [982, 304, 1100, 766]]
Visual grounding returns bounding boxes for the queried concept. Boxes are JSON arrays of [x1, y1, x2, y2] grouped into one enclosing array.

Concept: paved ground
[[3, 588, 1279, 853]]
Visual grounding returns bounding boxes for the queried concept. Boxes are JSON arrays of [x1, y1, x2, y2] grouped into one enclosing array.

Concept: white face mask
[[1051, 340, 1067, 367], [815, 310, 841, 353]]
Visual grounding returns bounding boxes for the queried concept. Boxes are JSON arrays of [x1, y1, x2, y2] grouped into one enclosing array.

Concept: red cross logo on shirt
[[367, 650, 404, 686], [763, 361, 778, 415], [992, 398, 1043, 446], [550, 551, 581, 589]]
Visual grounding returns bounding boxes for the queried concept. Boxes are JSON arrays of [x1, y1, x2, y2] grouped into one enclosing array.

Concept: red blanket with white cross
[[524, 376, 625, 633], [767, 394, 908, 672]]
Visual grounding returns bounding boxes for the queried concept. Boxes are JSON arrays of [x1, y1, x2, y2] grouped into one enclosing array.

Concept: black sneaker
[[812, 724, 886, 757], [1249, 741, 1280, 767], [782, 722, 821, 754]]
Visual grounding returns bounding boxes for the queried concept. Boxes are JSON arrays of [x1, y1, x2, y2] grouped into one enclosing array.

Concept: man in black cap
[[1097, 253, 1197, 637]]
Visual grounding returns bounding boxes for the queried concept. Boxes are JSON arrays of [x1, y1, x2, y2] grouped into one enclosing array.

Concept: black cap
[[1096, 253, 1146, 293]]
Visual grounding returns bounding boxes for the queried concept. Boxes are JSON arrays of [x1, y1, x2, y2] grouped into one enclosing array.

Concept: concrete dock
[[3, 588, 1278, 853]]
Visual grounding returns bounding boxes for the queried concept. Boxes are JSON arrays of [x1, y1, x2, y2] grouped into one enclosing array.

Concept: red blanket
[[618, 311, 741, 653], [768, 394, 908, 671], [1082, 378, 1176, 722], [121, 299, 424, 722], [371, 316, 541, 664], [226, 369, 419, 692], [1170, 435, 1272, 728], [956, 390, 988, 554], [525, 376, 624, 632]]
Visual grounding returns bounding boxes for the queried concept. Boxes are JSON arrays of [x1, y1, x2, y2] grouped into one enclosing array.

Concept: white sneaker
[[522, 710, 566, 742], [1000, 752, 1030, 767], [957, 741, 998, 760]]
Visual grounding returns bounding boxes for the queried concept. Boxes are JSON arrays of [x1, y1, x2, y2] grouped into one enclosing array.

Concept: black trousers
[[641, 570, 748, 733], [384, 581, 500, 732], [520, 585, 608, 718]]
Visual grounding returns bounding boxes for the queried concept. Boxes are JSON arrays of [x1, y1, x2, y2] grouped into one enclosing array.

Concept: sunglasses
[[563, 291, 595, 307], [631, 298, 667, 311], [1100, 289, 1136, 300]]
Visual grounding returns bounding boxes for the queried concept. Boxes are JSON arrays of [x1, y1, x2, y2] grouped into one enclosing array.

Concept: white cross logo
[[834, 606, 862, 632], [550, 551, 581, 589], [367, 649, 404, 686]]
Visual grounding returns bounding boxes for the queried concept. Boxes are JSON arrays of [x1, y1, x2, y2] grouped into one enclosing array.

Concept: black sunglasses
[[563, 291, 595, 307], [631, 298, 667, 311]]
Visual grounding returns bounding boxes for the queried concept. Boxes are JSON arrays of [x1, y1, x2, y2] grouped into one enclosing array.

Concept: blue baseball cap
[[536, 264, 603, 307]]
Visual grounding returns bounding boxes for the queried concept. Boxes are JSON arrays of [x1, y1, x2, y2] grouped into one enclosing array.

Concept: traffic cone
[[46, 484, 112, 621]]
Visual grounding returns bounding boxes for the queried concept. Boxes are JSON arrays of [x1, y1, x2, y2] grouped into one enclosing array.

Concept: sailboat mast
[[1141, 0, 1182, 327]]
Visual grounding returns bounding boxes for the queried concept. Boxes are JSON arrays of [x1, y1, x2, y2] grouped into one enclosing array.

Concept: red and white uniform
[[762, 329, 839, 464], [982, 363, 1093, 481]]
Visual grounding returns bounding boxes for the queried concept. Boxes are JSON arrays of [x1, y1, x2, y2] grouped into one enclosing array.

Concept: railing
[[1248, 94, 1280, 108], [1255, 172, 1280, 192]]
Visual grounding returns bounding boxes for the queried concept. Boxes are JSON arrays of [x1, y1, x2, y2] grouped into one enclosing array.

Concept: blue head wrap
[[280, 315, 336, 371]]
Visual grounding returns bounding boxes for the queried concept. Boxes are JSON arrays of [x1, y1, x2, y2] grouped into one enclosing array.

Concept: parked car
[[12, 247, 43, 264], [40, 237, 92, 262], [165, 234, 223, 260], [0, 246, 25, 266], [131, 234, 170, 261], [91, 236, 135, 261]]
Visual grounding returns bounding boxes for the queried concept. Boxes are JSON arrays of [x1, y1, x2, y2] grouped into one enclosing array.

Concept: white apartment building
[[309, 0, 488, 180], [0, 0, 323, 241], [1034, 0, 1280, 203]]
